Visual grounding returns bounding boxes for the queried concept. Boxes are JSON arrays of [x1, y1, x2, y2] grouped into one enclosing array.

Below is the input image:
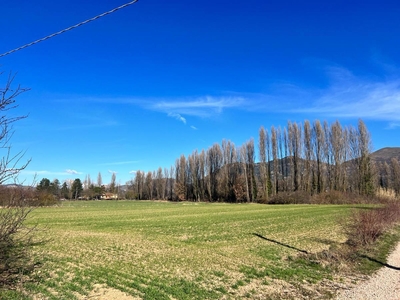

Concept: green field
[[7, 201, 357, 299]]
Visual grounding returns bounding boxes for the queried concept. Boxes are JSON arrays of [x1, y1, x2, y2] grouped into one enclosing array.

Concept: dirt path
[[336, 242, 400, 300]]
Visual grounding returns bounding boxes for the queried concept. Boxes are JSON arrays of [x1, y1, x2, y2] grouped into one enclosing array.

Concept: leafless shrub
[[35, 191, 59, 207], [0, 193, 38, 286], [380, 200, 400, 224], [345, 200, 400, 247], [0, 72, 37, 286], [311, 191, 367, 204], [267, 191, 311, 204], [346, 209, 386, 246]]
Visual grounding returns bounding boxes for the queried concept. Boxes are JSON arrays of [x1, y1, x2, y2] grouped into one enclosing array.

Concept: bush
[[267, 191, 311, 204], [265, 190, 378, 205], [311, 191, 367, 204], [35, 191, 59, 206], [345, 201, 400, 247], [0, 188, 38, 286]]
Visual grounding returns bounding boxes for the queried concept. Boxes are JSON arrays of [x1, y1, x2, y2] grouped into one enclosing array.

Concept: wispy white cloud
[[67, 95, 245, 118], [190, 125, 198, 130], [66, 169, 81, 175], [98, 160, 140, 166], [108, 170, 118, 174], [168, 112, 186, 124], [54, 68, 400, 123], [149, 96, 244, 117], [285, 66, 400, 122], [311, 86, 400, 120], [129, 170, 137, 174]]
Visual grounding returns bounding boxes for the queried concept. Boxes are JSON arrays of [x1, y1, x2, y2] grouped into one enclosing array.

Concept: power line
[[0, 0, 139, 58]]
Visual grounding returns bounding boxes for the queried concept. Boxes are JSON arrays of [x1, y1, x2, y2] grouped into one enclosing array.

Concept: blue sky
[[1, 0, 400, 185]]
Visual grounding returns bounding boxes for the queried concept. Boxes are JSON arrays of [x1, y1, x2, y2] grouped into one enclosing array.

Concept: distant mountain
[[1, 183, 34, 191], [371, 147, 400, 164]]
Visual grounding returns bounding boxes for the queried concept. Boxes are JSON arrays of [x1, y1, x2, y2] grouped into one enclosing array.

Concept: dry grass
[[376, 188, 398, 201]]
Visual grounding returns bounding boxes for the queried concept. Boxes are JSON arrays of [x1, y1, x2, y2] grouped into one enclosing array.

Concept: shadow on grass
[[359, 254, 400, 271], [348, 206, 376, 210], [253, 233, 308, 254]]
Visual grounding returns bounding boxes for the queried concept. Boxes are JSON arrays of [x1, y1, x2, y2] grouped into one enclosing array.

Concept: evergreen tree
[[61, 182, 70, 199], [71, 178, 83, 200]]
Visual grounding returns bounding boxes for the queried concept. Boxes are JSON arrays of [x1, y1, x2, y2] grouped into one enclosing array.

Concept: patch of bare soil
[[79, 284, 139, 300]]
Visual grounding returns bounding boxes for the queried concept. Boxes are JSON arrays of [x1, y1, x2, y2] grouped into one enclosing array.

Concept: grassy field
[[3, 201, 361, 299]]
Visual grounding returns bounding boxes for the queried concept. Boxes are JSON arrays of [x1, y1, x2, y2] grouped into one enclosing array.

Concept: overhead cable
[[0, 0, 139, 58]]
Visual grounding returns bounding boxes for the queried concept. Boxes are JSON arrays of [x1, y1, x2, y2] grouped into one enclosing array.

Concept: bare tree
[[323, 121, 333, 191], [239, 139, 256, 202], [198, 150, 206, 201], [169, 165, 175, 200], [0, 73, 30, 183], [379, 161, 391, 190], [83, 174, 90, 191], [133, 170, 145, 200], [144, 171, 153, 200], [282, 127, 289, 191], [0, 72, 36, 285], [188, 150, 202, 201], [303, 120, 313, 194], [109, 172, 117, 194], [247, 139, 257, 201], [175, 155, 187, 201], [357, 120, 374, 195], [221, 139, 237, 202], [97, 172, 103, 187], [0, 72, 29, 185], [161, 167, 168, 200], [312, 120, 325, 193], [239, 144, 250, 202], [206, 144, 222, 201], [391, 158, 400, 196], [271, 126, 279, 195], [154, 167, 164, 200], [259, 127, 268, 200], [288, 121, 302, 191], [265, 128, 272, 197], [330, 121, 347, 192], [348, 120, 374, 195]]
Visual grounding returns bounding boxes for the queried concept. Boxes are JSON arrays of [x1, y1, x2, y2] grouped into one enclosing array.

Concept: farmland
[[5, 201, 361, 299]]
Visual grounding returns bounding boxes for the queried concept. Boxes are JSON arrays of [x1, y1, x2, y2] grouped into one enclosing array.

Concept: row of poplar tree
[[128, 119, 387, 202]]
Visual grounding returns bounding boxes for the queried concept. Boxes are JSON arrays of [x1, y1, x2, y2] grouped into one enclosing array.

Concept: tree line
[[34, 171, 122, 202], [33, 119, 399, 203], [128, 119, 395, 202]]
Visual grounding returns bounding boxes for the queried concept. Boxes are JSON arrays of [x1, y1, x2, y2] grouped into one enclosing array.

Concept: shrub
[[345, 200, 400, 247], [35, 191, 59, 206], [267, 191, 311, 204], [311, 191, 367, 205], [346, 208, 386, 246], [0, 189, 38, 286]]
